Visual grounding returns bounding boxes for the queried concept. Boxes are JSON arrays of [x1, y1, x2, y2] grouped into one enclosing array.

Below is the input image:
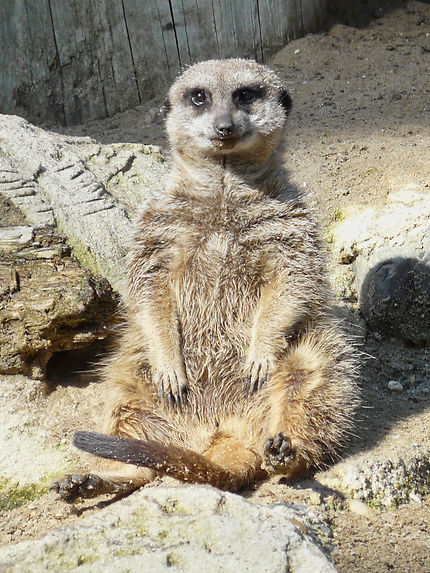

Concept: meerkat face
[[165, 59, 291, 159]]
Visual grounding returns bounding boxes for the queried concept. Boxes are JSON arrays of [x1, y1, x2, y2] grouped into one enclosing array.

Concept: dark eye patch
[[233, 86, 264, 106], [186, 89, 211, 109]]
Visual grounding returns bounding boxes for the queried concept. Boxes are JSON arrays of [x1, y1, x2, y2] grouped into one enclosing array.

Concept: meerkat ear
[[279, 90, 292, 115], [161, 97, 172, 118]]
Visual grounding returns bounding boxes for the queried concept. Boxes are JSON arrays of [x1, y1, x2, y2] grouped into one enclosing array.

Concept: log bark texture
[[0, 115, 167, 294], [0, 224, 117, 378]]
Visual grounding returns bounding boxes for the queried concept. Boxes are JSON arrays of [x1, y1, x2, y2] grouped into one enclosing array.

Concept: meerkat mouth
[[211, 137, 241, 148], [211, 132, 251, 149]]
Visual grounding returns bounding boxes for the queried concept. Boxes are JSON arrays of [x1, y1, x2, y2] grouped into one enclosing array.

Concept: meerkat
[[53, 58, 359, 502]]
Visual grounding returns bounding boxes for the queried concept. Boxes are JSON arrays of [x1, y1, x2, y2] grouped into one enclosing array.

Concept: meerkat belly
[[176, 231, 260, 384]]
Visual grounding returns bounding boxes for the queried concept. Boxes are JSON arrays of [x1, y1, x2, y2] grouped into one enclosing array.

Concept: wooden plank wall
[[0, 0, 327, 126]]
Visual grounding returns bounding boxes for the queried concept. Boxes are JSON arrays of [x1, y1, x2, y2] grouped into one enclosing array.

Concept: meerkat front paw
[[154, 366, 189, 408], [243, 353, 275, 394], [50, 473, 136, 503], [264, 433, 296, 472]]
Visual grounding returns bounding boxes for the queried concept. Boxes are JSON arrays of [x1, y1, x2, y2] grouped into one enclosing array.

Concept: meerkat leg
[[51, 472, 143, 503], [263, 326, 358, 478], [52, 403, 184, 501], [52, 362, 187, 503], [202, 433, 267, 490]]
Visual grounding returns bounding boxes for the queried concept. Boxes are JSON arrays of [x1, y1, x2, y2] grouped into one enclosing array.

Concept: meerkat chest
[[170, 198, 269, 340], [175, 202, 264, 285], [174, 221, 259, 353]]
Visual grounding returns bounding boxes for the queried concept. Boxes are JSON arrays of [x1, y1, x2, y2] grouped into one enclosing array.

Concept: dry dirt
[[1, 2, 430, 572]]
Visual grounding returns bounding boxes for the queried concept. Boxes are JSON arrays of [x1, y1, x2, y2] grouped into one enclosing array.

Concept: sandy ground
[[1, 2, 430, 572]]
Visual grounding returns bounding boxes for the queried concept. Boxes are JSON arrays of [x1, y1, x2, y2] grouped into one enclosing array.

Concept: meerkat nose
[[214, 115, 235, 137]]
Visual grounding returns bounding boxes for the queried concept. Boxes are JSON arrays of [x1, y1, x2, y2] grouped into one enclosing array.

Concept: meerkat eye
[[233, 87, 263, 105], [190, 89, 209, 107]]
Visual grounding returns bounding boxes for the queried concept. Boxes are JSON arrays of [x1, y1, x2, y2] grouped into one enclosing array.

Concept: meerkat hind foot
[[50, 473, 138, 503], [264, 432, 297, 473]]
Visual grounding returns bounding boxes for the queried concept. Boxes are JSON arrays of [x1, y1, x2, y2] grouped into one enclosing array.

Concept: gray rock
[[330, 188, 430, 344], [0, 486, 336, 572], [354, 250, 430, 345], [322, 450, 430, 507]]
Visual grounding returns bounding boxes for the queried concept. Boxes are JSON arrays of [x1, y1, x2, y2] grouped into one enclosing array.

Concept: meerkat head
[[165, 59, 291, 162]]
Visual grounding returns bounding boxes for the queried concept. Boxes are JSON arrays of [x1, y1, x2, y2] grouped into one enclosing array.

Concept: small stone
[[348, 499, 372, 517], [387, 380, 403, 392], [409, 493, 422, 504], [308, 491, 322, 505]]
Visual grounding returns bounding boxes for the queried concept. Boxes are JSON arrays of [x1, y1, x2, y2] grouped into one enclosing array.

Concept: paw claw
[[155, 367, 189, 409], [243, 355, 274, 395], [273, 432, 284, 449], [264, 437, 273, 453], [264, 432, 296, 472], [279, 441, 290, 455]]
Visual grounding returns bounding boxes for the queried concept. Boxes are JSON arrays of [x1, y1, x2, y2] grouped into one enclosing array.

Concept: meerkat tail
[[73, 431, 249, 491]]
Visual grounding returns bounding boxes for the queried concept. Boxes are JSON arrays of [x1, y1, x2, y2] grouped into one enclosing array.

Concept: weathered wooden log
[[0, 223, 117, 378], [0, 114, 167, 295], [0, 114, 167, 377], [0, 0, 327, 125]]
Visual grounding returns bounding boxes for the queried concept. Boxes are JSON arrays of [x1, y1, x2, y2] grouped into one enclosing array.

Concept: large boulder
[[0, 485, 336, 573], [355, 251, 430, 345]]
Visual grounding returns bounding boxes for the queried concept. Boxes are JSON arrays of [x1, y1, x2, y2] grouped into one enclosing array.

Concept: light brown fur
[[53, 59, 359, 501]]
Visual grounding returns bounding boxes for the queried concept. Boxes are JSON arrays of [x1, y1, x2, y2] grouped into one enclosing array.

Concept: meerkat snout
[[214, 115, 235, 139]]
